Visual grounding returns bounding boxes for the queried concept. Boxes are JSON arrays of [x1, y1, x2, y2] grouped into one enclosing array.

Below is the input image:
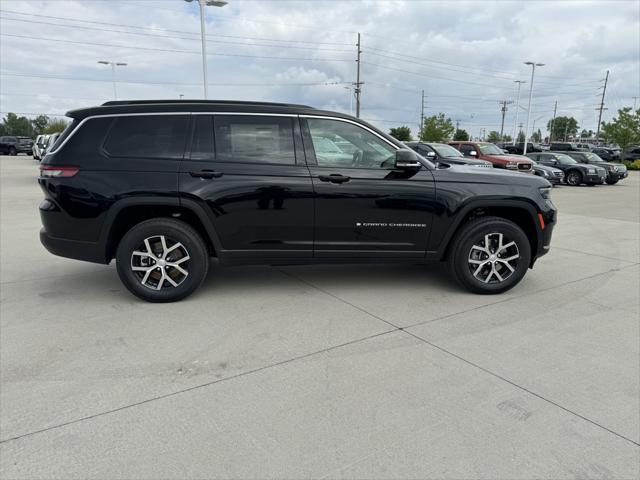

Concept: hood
[[483, 153, 531, 163], [441, 163, 550, 187], [534, 164, 561, 173]]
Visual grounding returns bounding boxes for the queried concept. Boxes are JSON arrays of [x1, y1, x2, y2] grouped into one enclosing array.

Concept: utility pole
[[512, 80, 526, 146], [564, 122, 569, 141], [354, 33, 363, 118], [517, 123, 523, 142], [595, 70, 609, 144], [499, 100, 513, 141], [549, 100, 557, 143], [419, 89, 425, 138], [523, 61, 544, 155], [633, 96, 639, 110]]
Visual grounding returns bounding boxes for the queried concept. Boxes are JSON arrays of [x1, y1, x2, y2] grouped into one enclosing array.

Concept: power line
[[0, 33, 353, 62], [0, 15, 353, 52], [0, 9, 353, 46]]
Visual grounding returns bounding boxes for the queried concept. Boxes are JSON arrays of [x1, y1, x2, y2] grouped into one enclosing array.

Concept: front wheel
[[116, 218, 209, 302], [447, 216, 531, 294], [8, 147, 17, 156], [566, 170, 583, 186]]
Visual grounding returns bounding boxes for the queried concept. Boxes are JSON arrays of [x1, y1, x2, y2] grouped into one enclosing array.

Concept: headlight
[[541, 170, 549, 177], [588, 167, 596, 173], [539, 187, 552, 199]]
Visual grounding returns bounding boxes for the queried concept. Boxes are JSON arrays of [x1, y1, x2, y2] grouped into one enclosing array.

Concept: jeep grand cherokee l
[[39, 100, 556, 302]]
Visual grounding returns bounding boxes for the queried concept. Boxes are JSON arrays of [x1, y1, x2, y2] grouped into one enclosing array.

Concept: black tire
[[447, 216, 531, 294], [566, 170, 582, 186], [116, 218, 209, 302], [606, 179, 618, 185], [8, 147, 17, 156]]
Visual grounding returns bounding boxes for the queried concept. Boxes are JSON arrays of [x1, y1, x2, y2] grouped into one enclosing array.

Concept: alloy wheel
[[130, 235, 190, 290], [468, 232, 520, 284]]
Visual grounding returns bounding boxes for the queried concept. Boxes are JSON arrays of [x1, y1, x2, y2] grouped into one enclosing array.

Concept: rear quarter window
[[104, 115, 189, 159]]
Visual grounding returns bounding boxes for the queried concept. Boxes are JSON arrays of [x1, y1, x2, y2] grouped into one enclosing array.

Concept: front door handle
[[318, 174, 351, 184], [189, 169, 223, 179]]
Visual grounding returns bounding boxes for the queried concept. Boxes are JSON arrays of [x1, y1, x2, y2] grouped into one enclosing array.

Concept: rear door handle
[[189, 169, 223, 179], [318, 174, 351, 184]]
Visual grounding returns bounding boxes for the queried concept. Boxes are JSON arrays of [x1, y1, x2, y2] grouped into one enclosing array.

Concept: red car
[[449, 141, 534, 173]]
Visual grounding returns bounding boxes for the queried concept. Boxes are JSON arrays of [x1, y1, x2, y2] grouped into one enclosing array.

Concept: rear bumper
[[40, 228, 108, 264]]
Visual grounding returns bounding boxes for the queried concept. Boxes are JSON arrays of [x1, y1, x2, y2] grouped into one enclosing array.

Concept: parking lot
[[0, 155, 638, 478]]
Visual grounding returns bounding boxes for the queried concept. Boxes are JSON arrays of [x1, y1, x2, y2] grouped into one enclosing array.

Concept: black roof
[[66, 99, 318, 119]]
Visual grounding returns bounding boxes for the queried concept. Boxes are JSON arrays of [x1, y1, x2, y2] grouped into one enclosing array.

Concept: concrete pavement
[[1, 156, 638, 479]]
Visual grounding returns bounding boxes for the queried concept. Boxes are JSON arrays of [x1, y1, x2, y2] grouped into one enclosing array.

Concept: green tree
[[31, 115, 50, 136], [547, 116, 579, 141], [43, 118, 68, 134], [502, 134, 512, 143], [517, 130, 526, 143], [532, 128, 542, 143], [453, 128, 469, 141], [486, 131, 501, 143], [420, 113, 455, 142], [389, 126, 412, 142], [1, 113, 34, 137], [601, 107, 640, 159]]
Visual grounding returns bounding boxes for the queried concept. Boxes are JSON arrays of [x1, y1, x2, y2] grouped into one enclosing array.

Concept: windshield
[[432, 144, 463, 157], [478, 143, 504, 155], [553, 154, 577, 165], [584, 152, 604, 162]]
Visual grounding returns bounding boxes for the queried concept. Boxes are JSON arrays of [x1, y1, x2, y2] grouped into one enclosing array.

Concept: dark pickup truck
[[0, 136, 33, 156]]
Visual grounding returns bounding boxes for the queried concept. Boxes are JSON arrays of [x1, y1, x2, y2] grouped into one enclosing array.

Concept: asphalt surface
[[1, 155, 639, 479]]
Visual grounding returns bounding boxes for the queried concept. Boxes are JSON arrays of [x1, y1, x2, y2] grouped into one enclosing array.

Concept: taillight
[[39, 166, 79, 178]]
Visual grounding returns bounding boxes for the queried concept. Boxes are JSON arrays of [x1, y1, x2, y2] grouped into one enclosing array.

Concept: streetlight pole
[[184, 0, 228, 99], [512, 80, 525, 146], [523, 62, 544, 155], [98, 60, 127, 100]]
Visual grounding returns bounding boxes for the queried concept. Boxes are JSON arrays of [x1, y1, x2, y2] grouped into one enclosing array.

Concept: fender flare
[[435, 198, 541, 260], [98, 196, 224, 256]]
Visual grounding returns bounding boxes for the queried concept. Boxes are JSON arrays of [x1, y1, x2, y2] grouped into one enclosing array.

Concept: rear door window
[[104, 115, 189, 159], [214, 115, 295, 165], [458, 144, 476, 156]]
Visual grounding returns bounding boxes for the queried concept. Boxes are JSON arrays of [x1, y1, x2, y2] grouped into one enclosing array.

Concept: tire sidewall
[[453, 220, 531, 294], [567, 170, 582, 186], [116, 220, 208, 302]]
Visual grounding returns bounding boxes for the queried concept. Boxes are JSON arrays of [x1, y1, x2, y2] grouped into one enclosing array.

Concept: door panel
[[179, 114, 314, 258], [302, 117, 435, 257]]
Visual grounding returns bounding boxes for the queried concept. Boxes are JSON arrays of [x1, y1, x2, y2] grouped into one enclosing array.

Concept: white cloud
[[0, 0, 638, 138]]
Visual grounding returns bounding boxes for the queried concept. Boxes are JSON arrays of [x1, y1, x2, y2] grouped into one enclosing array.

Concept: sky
[[0, 0, 639, 139]]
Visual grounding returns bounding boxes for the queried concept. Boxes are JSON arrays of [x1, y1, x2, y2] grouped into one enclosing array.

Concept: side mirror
[[469, 150, 477, 156], [425, 151, 436, 158], [395, 149, 422, 169]]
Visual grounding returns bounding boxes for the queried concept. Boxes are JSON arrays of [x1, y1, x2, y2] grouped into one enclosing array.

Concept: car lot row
[[405, 141, 629, 186]]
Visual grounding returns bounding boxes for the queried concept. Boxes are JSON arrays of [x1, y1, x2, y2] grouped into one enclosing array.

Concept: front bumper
[[585, 172, 606, 184]]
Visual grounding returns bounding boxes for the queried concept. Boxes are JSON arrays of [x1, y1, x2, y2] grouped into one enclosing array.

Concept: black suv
[[503, 142, 543, 155], [39, 100, 556, 302], [526, 152, 606, 186], [0, 135, 33, 155], [564, 151, 628, 185]]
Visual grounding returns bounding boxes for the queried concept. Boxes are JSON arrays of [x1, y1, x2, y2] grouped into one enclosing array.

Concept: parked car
[[0, 135, 33, 156], [448, 141, 534, 173], [564, 151, 628, 185], [38, 99, 556, 302], [32, 135, 49, 160], [526, 152, 606, 186], [40, 132, 61, 159], [550, 142, 590, 152], [527, 158, 564, 185], [591, 147, 619, 161], [503, 142, 543, 155], [622, 145, 640, 161], [405, 141, 493, 168]]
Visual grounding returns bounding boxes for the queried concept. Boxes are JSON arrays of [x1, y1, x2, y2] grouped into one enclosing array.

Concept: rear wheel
[[606, 179, 618, 185], [566, 170, 582, 186], [447, 216, 531, 294], [116, 218, 209, 302]]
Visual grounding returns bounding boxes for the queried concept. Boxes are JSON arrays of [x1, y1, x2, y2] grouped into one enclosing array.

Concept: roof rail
[[100, 99, 314, 109]]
